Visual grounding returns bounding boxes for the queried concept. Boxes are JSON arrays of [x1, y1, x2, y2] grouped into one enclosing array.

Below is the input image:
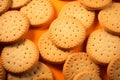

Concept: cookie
[[0, 10, 30, 43], [1, 39, 39, 73], [0, 0, 11, 14], [49, 16, 86, 49], [107, 55, 120, 80], [73, 71, 101, 80], [11, 0, 31, 9], [63, 52, 100, 80], [0, 63, 6, 80], [86, 29, 120, 65], [7, 62, 53, 80], [58, 1, 95, 29], [79, 0, 112, 10], [38, 31, 70, 64], [20, 0, 55, 27], [98, 3, 120, 35]]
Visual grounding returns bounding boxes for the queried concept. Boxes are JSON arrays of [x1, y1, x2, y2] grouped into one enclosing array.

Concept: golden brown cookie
[[1, 39, 39, 73]]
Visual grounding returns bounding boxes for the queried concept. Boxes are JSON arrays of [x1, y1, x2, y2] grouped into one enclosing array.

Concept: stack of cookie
[[0, 0, 56, 80], [0, 0, 120, 80]]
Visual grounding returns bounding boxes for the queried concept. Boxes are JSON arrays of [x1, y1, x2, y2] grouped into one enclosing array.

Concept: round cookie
[[11, 0, 31, 9], [63, 52, 100, 80], [1, 39, 39, 73], [107, 55, 120, 80], [38, 31, 70, 64], [7, 62, 53, 80], [0, 0, 11, 14], [49, 16, 86, 49], [59, 1, 95, 29], [86, 29, 120, 65], [0, 63, 6, 80], [73, 71, 101, 80], [98, 3, 120, 35], [20, 0, 55, 27], [79, 0, 112, 10], [0, 10, 30, 43]]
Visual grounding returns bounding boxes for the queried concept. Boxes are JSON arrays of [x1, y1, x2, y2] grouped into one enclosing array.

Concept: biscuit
[[79, 0, 112, 10], [49, 16, 86, 49], [1, 39, 39, 73], [107, 55, 120, 80], [73, 71, 101, 80], [0, 63, 6, 80], [38, 31, 70, 64], [7, 62, 53, 80], [20, 0, 55, 27], [63, 52, 100, 80], [86, 29, 120, 65], [11, 0, 31, 9], [98, 3, 120, 35], [0, 10, 30, 43], [58, 1, 95, 29], [0, 0, 11, 14]]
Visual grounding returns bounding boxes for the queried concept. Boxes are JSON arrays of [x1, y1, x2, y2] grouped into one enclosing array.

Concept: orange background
[[24, 0, 109, 80]]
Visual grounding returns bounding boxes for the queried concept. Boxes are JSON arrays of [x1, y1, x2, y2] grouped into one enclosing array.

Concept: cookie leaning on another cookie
[[98, 2, 120, 35], [78, 0, 112, 10], [0, 10, 30, 44], [86, 29, 120, 65], [49, 16, 86, 49], [1, 39, 39, 73], [11, 0, 31, 9], [73, 71, 101, 80], [20, 0, 56, 27], [58, 1, 95, 29], [63, 52, 100, 80], [107, 55, 120, 80], [7, 62, 53, 80], [0, 0, 11, 14], [38, 31, 70, 64]]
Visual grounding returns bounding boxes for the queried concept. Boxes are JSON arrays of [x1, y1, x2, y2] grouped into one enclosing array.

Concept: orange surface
[[23, 0, 109, 80]]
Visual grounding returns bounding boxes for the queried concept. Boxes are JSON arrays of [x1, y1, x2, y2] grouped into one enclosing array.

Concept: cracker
[[58, 1, 95, 29], [49, 16, 86, 49], [38, 31, 70, 64], [0, 0, 11, 14], [20, 0, 55, 27], [1, 39, 39, 73], [0, 10, 30, 43], [107, 55, 120, 80], [7, 62, 53, 80], [79, 0, 112, 10], [63, 52, 100, 80], [0, 63, 6, 80], [86, 29, 120, 65], [73, 71, 101, 80], [11, 0, 31, 9], [98, 3, 120, 35]]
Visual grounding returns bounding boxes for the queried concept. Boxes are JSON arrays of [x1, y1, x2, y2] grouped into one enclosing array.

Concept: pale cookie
[[0, 63, 6, 80], [59, 1, 95, 29], [7, 62, 53, 80], [38, 31, 70, 64], [0, 10, 30, 43], [107, 55, 120, 80], [79, 0, 112, 10], [86, 29, 120, 65], [20, 0, 55, 27], [63, 52, 100, 80], [1, 39, 39, 73], [73, 71, 101, 80], [0, 0, 11, 14], [11, 0, 31, 9], [49, 16, 86, 49], [98, 3, 120, 35]]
